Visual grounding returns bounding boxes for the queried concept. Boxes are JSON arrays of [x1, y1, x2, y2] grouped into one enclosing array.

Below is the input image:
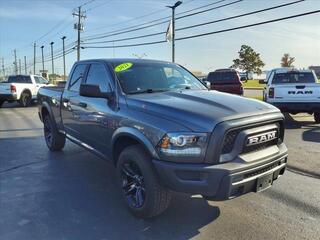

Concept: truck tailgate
[[0, 83, 11, 95], [273, 83, 320, 102]]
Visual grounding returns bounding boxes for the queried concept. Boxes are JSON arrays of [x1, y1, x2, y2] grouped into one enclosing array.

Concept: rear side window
[[34, 76, 48, 84], [207, 72, 238, 83], [272, 72, 315, 84], [85, 63, 111, 92], [68, 64, 87, 92], [8, 76, 32, 83]]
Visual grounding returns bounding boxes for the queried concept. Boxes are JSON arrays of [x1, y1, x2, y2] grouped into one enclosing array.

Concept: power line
[[82, 0, 305, 45], [81, 10, 320, 49], [85, 0, 200, 33], [86, 0, 113, 12], [176, 9, 320, 41], [176, 0, 242, 20], [82, 0, 236, 41]]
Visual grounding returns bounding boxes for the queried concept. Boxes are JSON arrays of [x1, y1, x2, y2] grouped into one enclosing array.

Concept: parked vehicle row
[[0, 75, 49, 107], [37, 59, 287, 218]]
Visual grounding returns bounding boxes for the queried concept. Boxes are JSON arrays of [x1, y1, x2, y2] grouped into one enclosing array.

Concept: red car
[[207, 69, 243, 95]]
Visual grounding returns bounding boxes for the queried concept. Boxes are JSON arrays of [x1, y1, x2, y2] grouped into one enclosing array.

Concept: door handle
[[62, 98, 69, 103], [78, 102, 87, 108]]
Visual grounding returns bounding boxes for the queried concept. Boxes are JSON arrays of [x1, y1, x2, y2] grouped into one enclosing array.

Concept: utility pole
[[167, 1, 182, 63], [61, 36, 66, 80], [24, 56, 27, 74], [50, 42, 54, 81], [33, 43, 36, 74], [73, 6, 86, 61], [41, 46, 45, 74], [1, 58, 5, 78], [18, 59, 21, 74], [14, 49, 18, 75]]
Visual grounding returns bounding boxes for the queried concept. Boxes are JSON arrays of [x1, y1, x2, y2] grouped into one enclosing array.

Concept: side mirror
[[204, 81, 211, 89], [80, 84, 112, 99]]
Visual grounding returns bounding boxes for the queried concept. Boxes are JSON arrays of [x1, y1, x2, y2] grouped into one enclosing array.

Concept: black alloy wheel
[[121, 161, 146, 208]]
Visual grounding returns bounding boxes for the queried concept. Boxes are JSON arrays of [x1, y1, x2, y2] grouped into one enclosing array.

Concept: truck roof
[[76, 58, 175, 65], [8, 74, 41, 77], [270, 68, 313, 74]]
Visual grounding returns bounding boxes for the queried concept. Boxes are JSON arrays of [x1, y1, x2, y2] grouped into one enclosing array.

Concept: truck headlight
[[157, 132, 208, 160]]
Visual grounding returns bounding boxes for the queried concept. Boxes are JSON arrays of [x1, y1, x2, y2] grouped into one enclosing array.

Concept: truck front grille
[[221, 129, 241, 154], [221, 122, 282, 155]]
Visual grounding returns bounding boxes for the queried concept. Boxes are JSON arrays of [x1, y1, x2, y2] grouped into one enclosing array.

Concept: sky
[[0, 0, 320, 76]]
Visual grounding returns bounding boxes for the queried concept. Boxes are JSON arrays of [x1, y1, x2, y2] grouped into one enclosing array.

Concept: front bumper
[[268, 102, 320, 113], [153, 143, 287, 200], [0, 93, 17, 101]]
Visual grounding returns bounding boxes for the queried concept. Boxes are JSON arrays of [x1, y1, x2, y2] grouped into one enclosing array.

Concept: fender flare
[[111, 127, 159, 160], [39, 102, 59, 129], [20, 88, 32, 99]]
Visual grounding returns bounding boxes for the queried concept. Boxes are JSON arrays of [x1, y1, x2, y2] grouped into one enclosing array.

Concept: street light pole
[[167, 1, 182, 63], [50, 42, 54, 81], [61, 36, 66, 80], [41, 46, 45, 75]]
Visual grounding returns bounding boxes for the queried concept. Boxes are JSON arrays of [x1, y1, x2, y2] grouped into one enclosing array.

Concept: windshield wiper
[[128, 88, 170, 95]]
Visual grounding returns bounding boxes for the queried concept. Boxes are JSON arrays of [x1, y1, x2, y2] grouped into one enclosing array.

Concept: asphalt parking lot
[[0, 102, 319, 240]]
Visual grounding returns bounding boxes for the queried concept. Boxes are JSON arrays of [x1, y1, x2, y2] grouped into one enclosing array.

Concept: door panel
[[75, 62, 116, 156], [60, 64, 88, 141]]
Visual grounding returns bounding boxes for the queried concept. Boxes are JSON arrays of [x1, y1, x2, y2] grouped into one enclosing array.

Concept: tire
[[314, 112, 320, 123], [0, 100, 4, 108], [43, 114, 66, 151], [19, 92, 32, 107], [116, 145, 172, 218]]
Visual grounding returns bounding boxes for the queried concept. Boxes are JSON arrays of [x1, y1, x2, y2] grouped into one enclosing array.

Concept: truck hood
[[126, 90, 279, 132]]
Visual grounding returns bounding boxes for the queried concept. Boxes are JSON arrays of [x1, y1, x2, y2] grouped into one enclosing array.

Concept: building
[[309, 66, 320, 78]]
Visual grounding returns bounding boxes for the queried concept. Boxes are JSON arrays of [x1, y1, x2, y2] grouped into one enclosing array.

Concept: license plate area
[[256, 173, 273, 192]]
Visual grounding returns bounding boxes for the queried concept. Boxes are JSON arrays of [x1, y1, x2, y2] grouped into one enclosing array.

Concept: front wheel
[[116, 145, 172, 218], [19, 92, 32, 107], [314, 112, 320, 123], [43, 115, 66, 151]]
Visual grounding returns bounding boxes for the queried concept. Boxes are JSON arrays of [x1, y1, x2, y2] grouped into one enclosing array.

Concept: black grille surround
[[221, 122, 283, 155]]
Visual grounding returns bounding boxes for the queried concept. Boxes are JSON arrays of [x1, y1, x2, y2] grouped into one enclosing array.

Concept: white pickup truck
[[0, 75, 49, 107], [264, 68, 320, 123]]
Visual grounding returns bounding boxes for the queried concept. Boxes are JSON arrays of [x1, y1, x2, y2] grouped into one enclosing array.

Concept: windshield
[[272, 72, 316, 84], [112, 62, 206, 94], [207, 71, 239, 83]]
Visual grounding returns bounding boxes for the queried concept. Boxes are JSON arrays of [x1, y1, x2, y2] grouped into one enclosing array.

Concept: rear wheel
[[314, 112, 320, 123], [19, 92, 32, 107], [116, 145, 172, 218], [43, 114, 66, 151], [0, 100, 4, 108]]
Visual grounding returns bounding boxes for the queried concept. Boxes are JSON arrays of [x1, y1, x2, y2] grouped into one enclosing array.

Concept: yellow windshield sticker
[[114, 63, 133, 72]]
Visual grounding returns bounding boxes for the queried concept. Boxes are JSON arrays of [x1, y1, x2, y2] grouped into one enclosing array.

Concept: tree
[[231, 45, 265, 78], [281, 53, 295, 67]]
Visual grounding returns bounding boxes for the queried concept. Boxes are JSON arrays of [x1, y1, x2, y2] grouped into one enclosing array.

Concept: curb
[[244, 87, 264, 90]]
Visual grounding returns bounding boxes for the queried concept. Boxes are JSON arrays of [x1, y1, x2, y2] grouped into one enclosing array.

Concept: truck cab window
[[69, 64, 87, 92], [34, 76, 48, 84], [85, 63, 111, 92]]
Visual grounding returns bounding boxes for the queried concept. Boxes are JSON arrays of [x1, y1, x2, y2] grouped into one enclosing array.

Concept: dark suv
[[207, 69, 243, 95]]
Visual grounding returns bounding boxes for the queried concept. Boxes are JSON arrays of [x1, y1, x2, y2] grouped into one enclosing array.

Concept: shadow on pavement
[[1, 101, 38, 109], [0, 136, 220, 240], [284, 113, 320, 143]]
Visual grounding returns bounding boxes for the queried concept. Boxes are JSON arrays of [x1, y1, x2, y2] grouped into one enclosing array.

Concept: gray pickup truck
[[38, 59, 288, 218]]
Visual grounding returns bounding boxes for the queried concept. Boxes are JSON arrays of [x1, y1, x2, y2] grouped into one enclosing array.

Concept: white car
[[264, 68, 320, 123], [0, 75, 49, 107]]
